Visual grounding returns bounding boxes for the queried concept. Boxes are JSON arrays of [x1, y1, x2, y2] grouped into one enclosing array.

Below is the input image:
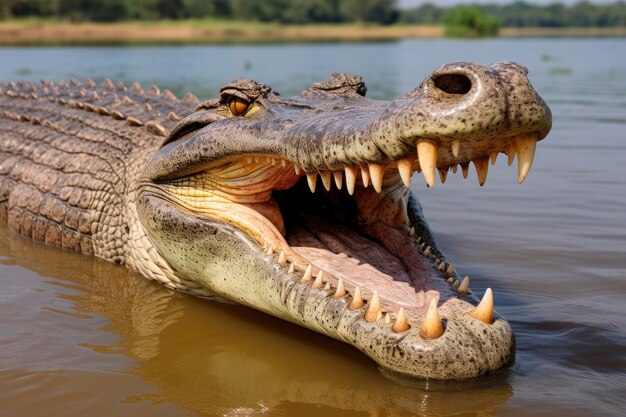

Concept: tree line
[[1, 0, 625, 28], [0, 0, 398, 23], [402, 1, 626, 28]]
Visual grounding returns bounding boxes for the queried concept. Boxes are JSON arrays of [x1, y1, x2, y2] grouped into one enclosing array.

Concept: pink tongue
[[286, 217, 439, 313]]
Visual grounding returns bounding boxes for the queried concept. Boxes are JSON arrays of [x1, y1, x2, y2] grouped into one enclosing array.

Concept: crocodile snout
[[416, 61, 550, 142]]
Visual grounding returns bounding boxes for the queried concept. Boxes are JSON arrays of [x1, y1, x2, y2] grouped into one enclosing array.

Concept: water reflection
[[0, 225, 512, 416]]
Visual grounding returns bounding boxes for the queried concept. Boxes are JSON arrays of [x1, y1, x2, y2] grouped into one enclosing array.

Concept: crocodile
[[0, 61, 552, 380]]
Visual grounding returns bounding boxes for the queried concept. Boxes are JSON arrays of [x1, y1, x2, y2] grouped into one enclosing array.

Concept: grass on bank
[[0, 18, 625, 45], [0, 18, 443, 45]]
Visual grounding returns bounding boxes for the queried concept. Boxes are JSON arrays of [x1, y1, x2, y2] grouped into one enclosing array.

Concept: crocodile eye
[[228, 97, 250, 116]]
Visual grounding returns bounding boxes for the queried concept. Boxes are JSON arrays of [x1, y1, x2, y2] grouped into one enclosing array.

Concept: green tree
[[2, 0, 57, 18], [228, 0, 251, 20], [603, 2, 626, 26], [400, 3, 445, 24], [155, 0, 183, 19], [127, 0, 159, 20], [283, 0, 341, 24], [56, 0, 133, 22], [566, 1, 597, 26], [339, 0, 398, 24], [89, 0, 132, 22], [0, 0, 9, 19], [443, 5, 500, 37], [181, 0, 231, 19], [255, 0, 292, 22]]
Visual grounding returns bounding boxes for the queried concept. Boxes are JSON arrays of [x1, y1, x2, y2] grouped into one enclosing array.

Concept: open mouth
[[152, 132, 538, 334], [136, 63, 551, 379]]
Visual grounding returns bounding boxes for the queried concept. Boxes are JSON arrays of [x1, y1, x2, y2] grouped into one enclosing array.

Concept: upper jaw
[[144, 61, 551, 188]]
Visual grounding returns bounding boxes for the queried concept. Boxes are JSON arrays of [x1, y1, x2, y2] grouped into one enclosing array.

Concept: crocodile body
[[0, 81, 203, 292], [0, 64, 552, 380]]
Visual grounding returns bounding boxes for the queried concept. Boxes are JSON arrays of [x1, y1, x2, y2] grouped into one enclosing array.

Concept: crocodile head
[[137, 61, 552, 380]]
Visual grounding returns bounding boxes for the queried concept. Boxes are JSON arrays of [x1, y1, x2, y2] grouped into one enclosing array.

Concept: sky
[[398, 0, 617, 7]]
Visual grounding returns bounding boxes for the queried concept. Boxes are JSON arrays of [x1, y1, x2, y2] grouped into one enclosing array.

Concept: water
[[1, 39, 625, 416]]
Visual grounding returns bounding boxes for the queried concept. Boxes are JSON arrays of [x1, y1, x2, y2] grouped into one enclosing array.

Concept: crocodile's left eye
[[228, 97, 250, 116]]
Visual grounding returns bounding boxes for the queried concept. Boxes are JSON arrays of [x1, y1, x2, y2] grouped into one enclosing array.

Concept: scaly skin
[[0, 80, 204, 292], [0, 62, 552, 380]]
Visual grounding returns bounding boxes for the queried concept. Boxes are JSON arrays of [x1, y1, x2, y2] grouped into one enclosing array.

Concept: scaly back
[[0, 78, 197, 263]]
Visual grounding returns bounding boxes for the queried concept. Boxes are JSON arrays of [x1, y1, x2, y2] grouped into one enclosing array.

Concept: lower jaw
[[268, 215, 516, 380], [138, 193, 516, 381]]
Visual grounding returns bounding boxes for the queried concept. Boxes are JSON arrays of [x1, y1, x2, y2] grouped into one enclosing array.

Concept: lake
[[1, 38, 625, 417]]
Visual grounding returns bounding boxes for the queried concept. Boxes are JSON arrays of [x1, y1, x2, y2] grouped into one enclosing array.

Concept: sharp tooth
[[288, 263, 295, 273], [392, 308, 410, 333], [505, 143, 516, 166], [312, 270, 324, 288], [246, 157, 252, 164], [376, 310, 383, 321], [416, 236, 422, 244], [364, 290, 381, 322], [473, 156, 490, 186], [397, 157, 414, 188], [369, 163, 386, 193], [439, 168, 448, 184], [333, 171, 343, 189], [453, 279, 460, 287], [437, 262, 446, 272], [295, 165, 301, 175], [423, 246, 431, 257], [420, 299, 444, 339], [515, 135, 537, 184], [384, 313, 391, 324], [320, 171, 332, 191], [278, 250, 287, 265], [349, 286, 364, 310], [451, 140, 461, 158], [446, 263, 455, 276], [324, 282, 331, 291], [334, 278, 346, 298], [254, 156, 260, 162], [469, 288, 494, 324], [490, 152, 498, 165], [281, 159, 287, 167], [306, 173, 317, 193], [451, 164, 458, 174], [360, 167, 370, 188], [271, 158, 276, 166], [409, 226, 415, 237], [300, 264, 313, 283], [345, 166, 357, 195], [447, 277, 454, 283], [458, 275, 469, 295], [266, 246, 273, 255], [461, 163, 469, 179], [416, 141, 439, 187]]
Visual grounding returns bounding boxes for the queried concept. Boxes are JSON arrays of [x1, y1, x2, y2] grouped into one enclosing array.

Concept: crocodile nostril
[[433, 74, 472, 95]]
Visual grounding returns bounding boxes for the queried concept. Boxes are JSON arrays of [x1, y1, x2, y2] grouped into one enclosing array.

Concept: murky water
[[1, 39, 625, 416]]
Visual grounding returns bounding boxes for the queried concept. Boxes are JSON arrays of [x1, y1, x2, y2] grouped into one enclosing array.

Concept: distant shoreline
[[0, 20, 625, 45], [501, 26, 626, 38]]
